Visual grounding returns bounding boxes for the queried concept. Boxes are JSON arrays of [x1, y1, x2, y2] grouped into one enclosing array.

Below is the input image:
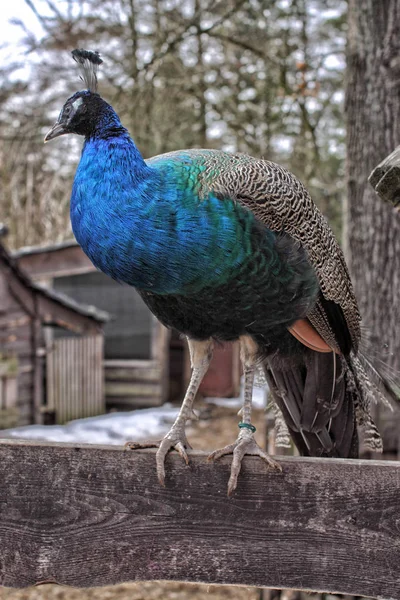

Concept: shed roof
[[0, 242, 109, 332], [32, 282, 110, 323], [13, 239, 79, 258], [12, 239, 94, 280]]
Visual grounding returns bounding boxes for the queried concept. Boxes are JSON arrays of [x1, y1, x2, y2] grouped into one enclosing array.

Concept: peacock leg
[[126, 338, 214, 486], [208, 335, 281, 496]]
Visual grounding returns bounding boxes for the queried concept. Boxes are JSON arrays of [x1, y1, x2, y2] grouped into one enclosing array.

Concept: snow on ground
[[0, 405, 180, 445], [0, 378, 267, 444]]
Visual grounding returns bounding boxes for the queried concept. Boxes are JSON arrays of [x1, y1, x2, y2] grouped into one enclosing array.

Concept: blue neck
[[88, 108, 150, 177], [89, 107, 129, 140], [71, 121, 165, 287]]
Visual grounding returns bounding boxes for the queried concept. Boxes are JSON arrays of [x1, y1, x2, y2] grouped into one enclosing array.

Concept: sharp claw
[[175, 442, 190, 465], [262, 456, 283, 471], [227, 463, 241, 497], [227, 476, 237, 497], [156, 464, 166, 487], [207, 444, 234, 462], [156, 442, 170, 485], [255, 447, 283, 471], [207, 451, 219, 462], [127, 426, 192, 486], [210, 434, 281, 495], [207, 452, 220, 462]]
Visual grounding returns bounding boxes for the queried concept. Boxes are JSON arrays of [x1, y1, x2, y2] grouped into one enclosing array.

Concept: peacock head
[[44, 89, 108, 141], [45, 49, 107, 142]]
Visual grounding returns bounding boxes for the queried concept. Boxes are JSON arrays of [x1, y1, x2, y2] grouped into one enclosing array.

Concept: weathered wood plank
[[47, 335, 104, 423], [0, 314, 31, 330], [38, 294, 102, 334], [105, 381, 162, 396], [105, 366, 162, 382], [105, 395, 164, 409], [0, 441, 400, 596], [104, 359, 159, 369]]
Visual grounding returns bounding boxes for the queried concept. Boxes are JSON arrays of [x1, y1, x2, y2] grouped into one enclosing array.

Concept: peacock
[[45, 49, 395, 495]]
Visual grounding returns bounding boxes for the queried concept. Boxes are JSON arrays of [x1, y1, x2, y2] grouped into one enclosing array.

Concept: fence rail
[[0, 439, 399, 597]]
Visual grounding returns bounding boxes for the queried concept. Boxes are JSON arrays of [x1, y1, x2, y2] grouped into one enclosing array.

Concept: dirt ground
[[0, 582, 262, 600], [0, 401, 269, 600]]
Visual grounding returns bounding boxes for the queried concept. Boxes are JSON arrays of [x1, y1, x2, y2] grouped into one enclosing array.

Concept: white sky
[[2, 1, 43, 43], [0, 1, 46, 81]]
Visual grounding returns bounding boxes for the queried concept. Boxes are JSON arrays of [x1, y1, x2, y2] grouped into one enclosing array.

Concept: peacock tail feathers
[[267, 397, 292, 449], [266, 346, 397, 453]]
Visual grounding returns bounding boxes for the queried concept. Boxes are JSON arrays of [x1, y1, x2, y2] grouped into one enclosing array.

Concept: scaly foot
[[125, 422, 192, 486], [208, 428, 282, 496]]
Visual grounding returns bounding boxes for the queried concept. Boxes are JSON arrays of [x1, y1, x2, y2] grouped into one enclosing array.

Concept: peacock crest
[[71, 49, 103, 93]]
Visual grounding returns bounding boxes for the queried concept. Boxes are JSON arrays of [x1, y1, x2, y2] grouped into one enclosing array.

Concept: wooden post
[[369, 145, 400, 207], [151, 317, 170, 403], [1, 440, 400, 597], [32, 317, 43, 425]]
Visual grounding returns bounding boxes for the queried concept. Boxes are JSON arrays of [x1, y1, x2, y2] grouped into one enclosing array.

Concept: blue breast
[[71, 137, 271, 295]]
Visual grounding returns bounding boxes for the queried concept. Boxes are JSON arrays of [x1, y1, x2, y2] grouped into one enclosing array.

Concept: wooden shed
[[0, 237, 108, 428], [14, 240, 240, 410]]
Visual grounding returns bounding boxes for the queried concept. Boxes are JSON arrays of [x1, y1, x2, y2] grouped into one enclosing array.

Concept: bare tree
[[0, 0, 348, 248], [346, 0, 400, 375]]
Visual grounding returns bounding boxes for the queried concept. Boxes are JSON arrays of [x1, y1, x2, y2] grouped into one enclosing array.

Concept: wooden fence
[[0, 356, 19, 428], [0, 440, 399, 597], [104, 359, 165, 408], [46, 335, 104, 423]]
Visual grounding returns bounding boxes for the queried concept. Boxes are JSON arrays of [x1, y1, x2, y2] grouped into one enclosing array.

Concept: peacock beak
[[44, 122, 67, 142]]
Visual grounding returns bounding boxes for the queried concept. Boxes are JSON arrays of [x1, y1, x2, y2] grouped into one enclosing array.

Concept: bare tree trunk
[[195, 0, 208, 148], [346, 0, 400, 371]]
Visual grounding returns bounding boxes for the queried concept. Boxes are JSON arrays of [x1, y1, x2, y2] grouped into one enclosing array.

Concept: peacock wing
[[197, 151, 361, 353]]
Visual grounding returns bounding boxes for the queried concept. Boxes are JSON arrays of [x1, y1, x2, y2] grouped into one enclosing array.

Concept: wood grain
[[0, 440, 399, 597], [46, 335, 104, 423]]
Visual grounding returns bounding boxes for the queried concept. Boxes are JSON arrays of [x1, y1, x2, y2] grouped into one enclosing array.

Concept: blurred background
[[0, 0, 399, 599], [1, 0, 348, 249]]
